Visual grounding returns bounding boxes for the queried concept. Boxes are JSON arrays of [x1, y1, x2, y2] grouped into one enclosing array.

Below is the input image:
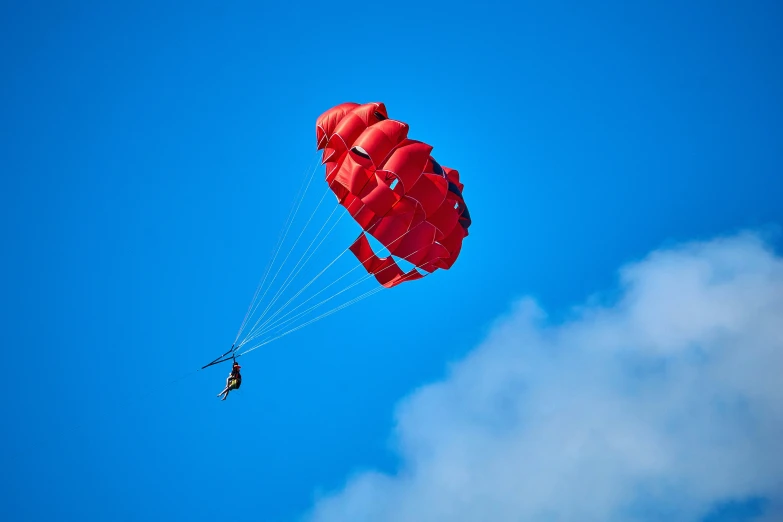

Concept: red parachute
[[316, 102, 471, 287]]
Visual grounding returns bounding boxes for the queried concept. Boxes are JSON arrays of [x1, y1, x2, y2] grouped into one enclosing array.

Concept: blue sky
[[1, 1, 782, 521]]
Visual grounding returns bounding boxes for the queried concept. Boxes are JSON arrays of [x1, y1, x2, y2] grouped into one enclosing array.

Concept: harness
[[230, 366, 242, 389]]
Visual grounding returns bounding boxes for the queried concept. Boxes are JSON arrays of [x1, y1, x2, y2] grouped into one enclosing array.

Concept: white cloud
[[305, 231, 783, 522]]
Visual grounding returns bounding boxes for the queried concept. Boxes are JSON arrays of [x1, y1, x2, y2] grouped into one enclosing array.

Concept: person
[[217, 361, 242, 401]]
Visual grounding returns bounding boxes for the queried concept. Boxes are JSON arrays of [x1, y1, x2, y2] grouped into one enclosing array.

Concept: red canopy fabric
[[316, 102, 471, 287]]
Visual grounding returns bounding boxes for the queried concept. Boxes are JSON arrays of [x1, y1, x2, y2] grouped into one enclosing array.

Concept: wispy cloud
[[306, 231, 783, 522]]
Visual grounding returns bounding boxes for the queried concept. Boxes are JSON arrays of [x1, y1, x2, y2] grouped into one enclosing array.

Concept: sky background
[[1, 1, 782, 521]]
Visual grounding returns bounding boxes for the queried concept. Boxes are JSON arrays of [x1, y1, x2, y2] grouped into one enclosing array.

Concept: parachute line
[[238, 242, 433, 355], [256, 270, 376, 339], [238, 285, 386, 356], [249, 222, 418, 339], [233, 152, 321, 343], [240, 203, 345, 346], [239, 184, 332, 341]]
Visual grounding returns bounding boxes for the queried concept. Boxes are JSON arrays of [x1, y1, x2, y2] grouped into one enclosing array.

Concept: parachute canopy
[[316, 102, 471, 288]]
